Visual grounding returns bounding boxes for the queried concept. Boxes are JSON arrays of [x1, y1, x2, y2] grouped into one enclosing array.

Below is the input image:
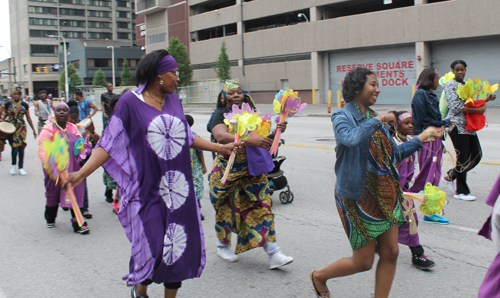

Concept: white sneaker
[[269, 252, 294, 269], [453, 193, 476, 201], [217, 247, 238, 262], [10, 165, 16, 175], [19, 168, 27, 175], [442, 177, 456, 193]]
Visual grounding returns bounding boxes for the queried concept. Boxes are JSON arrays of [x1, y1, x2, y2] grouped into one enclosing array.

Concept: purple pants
[[479, 252, 500, 298], [409, 138, 443, 193]]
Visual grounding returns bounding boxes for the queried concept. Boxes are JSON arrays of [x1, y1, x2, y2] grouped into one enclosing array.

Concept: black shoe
[[105, 190, 113, 203], [73, 221, 90, 234], [62, 207, 69, 211], [200, 213, 205, 221], [412, 253, 435, 270]]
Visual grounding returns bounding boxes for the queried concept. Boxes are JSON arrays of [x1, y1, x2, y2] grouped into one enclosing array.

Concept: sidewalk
[[182, 103, 500, 124]]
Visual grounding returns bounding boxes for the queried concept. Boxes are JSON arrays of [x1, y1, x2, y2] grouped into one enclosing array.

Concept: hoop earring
[[160, 80, 164, 85]]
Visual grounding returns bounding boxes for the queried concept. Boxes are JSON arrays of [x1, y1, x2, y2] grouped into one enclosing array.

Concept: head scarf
[[396, 112, 412, 127], [135, 54, 179, 94], [221, 79, 257, 110]]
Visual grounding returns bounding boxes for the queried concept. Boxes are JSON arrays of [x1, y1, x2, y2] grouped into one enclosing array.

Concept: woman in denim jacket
[[310, 68, 443, 298]]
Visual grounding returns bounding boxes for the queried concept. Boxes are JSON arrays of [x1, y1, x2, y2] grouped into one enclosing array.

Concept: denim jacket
[[411, 88, 451, 134], [332, 103, 423, 201]]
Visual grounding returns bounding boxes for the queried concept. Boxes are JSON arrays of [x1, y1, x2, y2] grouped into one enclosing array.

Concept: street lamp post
[[297, 13, 309, 23], [48, 35, 68, 101], [107, 46, 115, 87]]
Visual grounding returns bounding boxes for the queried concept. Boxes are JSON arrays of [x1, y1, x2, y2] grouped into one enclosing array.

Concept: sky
[[0, 1, 11, 61]]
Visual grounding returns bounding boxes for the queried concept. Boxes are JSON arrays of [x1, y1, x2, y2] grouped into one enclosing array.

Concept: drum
[[0, 122, 15, 152], [77, 118, 95, 135]]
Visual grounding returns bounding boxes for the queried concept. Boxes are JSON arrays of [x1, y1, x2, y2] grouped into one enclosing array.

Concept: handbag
[[246, 145, 274, 176]]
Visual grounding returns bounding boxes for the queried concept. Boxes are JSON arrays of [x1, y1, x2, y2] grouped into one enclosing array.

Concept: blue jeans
[[11, 146, 25, 168]]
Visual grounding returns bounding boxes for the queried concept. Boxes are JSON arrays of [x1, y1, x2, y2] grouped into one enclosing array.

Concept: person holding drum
[[2, 89, 37, 175], [64, 49, 237, 298], [34, 90, 55, 134]]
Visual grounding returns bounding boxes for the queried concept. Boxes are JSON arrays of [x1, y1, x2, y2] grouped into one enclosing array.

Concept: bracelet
[[217, 144, 222, 155]]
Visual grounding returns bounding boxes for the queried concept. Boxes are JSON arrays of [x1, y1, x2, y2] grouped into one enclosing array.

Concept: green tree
[[167, 37, 193, 87], [120, 58, 133, 86], [214, 41, 231, 83], [58, 63, 82, 95], [92, 68, 108, 87]]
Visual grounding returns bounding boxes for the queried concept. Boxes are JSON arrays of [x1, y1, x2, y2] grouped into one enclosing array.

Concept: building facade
[[168, 0, 500, 105], [63, 40, 143, 86], [3, 0, 137, 98]]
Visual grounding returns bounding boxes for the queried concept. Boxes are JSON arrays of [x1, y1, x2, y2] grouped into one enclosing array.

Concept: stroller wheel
[[279, 191, 289, 204], [287, 191, 294, 203]]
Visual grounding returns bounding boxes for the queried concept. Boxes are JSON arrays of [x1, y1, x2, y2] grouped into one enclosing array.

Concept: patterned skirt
[[209, 148, 276, 254], [336, 189, 405, 250]]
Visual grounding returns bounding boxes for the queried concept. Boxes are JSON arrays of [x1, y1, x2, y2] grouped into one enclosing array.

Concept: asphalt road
[[0, 104, 498, 298]]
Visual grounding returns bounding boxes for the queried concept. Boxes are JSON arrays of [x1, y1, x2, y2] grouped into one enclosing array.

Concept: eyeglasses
[[170, 70, 180, 77]]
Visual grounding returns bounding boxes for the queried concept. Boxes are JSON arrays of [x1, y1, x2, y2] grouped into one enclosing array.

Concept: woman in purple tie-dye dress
[[65, 50, 236, 298]]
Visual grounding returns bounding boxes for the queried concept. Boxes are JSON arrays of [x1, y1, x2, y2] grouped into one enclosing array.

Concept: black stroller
[[267, 139, 294, 204]]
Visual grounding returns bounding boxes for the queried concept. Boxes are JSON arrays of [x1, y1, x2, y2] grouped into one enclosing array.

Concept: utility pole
[[107, 46, 115, 87]]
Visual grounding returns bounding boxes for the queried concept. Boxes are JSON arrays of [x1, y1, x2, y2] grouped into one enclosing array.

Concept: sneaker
[[423, 214, 450, 224], [10, 165, 16, 175], [412, 253, 436, 270], [47, 222, 56, 228], [75, 225, 90, 234], [200, 213, 205, 221], [217, 247, 239, 262], [19, 168, 27, 175], [269, 252, 294, 269], [0, 153, 2, 161], [453, 193, 476, 201], [442, 176, 456, 193], [73, 221, 90, 234]]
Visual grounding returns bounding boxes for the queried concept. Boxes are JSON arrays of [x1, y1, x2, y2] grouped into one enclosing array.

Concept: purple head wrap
[[56, 101, 69, 109], [135, 55, 179, 94], [396, 112, 412, 127]]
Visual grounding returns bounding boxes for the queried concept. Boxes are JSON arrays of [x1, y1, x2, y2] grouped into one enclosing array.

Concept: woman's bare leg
[[164, 288, 178, 298], [374, 224, 399, 298], [312, 239, 377, 293], [136, 284, 148, 296]]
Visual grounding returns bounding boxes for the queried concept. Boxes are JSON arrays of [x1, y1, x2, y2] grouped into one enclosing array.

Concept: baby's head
[[185, 114, 194, 127]]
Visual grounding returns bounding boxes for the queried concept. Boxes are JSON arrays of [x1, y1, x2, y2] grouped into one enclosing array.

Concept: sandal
[[310, 270, 331, 298], [82, 212, 93, 219], [131, 285, 149, 298]]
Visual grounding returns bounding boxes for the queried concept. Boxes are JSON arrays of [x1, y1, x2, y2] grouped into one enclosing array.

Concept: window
[[88, 32, 112, 39], [29, 0, 57, 2], [71, 60, 80, 69], [62, 31, 86, 38], [30, 30, 58, 37], [87, 59, 110, 68], [116, 22, 131, 29], [88, 10, 112, 18], [117, 32, 130, 39], [117, 1, 130, 8], [87, 0, 111, 7], [30, 45, 58, 54], [60, 20, 86, 27], [88, 21, 112, 28], [29, 18, 58, 26], [118, 59, 138, 67], [116, 11, 130, 18], [28, 6, 57, 14], [147, 33, 166, 44], [59, 0, 85, 4], [60, 8, 85, 16], [23, 64, 27, 74]]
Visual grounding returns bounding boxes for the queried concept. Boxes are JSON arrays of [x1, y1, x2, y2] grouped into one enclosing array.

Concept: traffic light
[[43, 67, 47, 73], [35, 67, 40, 74]]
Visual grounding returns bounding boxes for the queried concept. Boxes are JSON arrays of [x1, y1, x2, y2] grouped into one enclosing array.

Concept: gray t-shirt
[[38, 99, 52, 121]]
